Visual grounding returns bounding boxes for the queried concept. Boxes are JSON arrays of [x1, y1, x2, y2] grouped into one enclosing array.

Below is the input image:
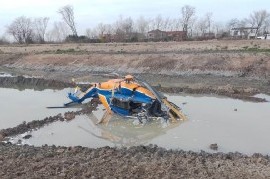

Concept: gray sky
[[0, 0, 268, 36]]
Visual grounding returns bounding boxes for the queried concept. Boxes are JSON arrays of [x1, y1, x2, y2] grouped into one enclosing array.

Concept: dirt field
[[1, 40, 270, 98], [1, 40, 270, 178], [1, 40, 270, 78]]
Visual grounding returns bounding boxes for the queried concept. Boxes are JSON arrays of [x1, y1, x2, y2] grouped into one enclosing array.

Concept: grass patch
[[221, 46, 228, 50], [242, 46, 249, 50], [55, 48, 75, 54], [244, 47, 270, 53]]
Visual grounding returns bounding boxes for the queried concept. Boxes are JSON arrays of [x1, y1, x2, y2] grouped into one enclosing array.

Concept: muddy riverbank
[[0, 106, 94, 139], [1, 40, 269, 101], [0, 75, 73, 90], [0, 143, 270, 178], [0, 75, 268, 102]]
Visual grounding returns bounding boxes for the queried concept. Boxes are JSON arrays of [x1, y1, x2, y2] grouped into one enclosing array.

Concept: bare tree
[[7, 16, 33, 44], [167, 18, 181, 31], [135, 16, 149, 34], [213, 22, 225, 36], [34, 17, 49, 43], [247, 10, 270, 36], [180, 5, 196, 36], [262, 19, 270, 34], [97, 23, 106, 36], [205, 12, 213, 33], [113, 15, 125, 41], [196, 18, 207, 36], [227, 18, 239, 29], [153, 14, 163, 30], [122, 17, 134, 34], [105, 24, 113, 34], [85, 28, 98, 39], [162, 17, 171, 31], [58, 5, 77, 36], [46, 21, 68, 42], [0, 34, 9, 44]]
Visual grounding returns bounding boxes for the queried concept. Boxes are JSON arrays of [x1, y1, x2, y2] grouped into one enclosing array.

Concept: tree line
[[1, 5, 270, 44]]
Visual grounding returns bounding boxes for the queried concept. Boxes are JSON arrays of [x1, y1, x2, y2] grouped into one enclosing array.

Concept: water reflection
[[82, 112, 182, 147], [5, 91, 270, 155]]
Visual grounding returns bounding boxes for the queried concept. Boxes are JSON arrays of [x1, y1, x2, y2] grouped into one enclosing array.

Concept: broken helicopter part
[[50, 75, 187, 125]]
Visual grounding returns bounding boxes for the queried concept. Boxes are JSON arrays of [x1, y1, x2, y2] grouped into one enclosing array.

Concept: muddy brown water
[[1, 88, 270, 155], [0, 88, 76, 129]]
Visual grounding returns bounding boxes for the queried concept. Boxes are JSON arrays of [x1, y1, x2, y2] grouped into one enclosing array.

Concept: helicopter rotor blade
[[134, 76, 187, 121], [135, 77, 165, 104]]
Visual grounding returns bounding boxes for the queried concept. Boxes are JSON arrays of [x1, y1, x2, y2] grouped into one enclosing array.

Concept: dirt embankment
[[0, 41, 270, 78], [0, 143, 269, 178], [0, 40, 270, 99], [0, 105, 94, 139], [0, 75, 267, 102], [0, 76, 73, 90], [0, 40, 270, 79]]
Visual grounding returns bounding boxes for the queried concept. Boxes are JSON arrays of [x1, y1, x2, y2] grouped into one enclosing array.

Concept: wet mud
[[0, 105, 94, 139], [0, 76, 73, 90], [0, 75, 267, 102], [157, 86, 267, 102], [1, 41, 270, 178], [0, 143, 269, 178]]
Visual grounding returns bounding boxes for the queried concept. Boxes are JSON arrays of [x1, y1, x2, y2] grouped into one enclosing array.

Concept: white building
[[230, 27, 258, 39]]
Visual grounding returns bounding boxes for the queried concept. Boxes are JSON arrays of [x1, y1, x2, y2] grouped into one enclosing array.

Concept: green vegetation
[[55, 48, 75, 54], [240, 46, 270, 53], [221, 46, 228, 50], [244, 47, 270, 53], [242, 46, 249, 50]]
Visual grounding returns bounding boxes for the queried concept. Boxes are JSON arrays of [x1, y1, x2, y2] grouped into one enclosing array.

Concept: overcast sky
[[0, 0, 268, 36]]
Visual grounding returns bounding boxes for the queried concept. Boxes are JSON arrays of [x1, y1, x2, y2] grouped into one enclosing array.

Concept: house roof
[[232, 27, 258, 30], [166, 31, 187, 35], [148, 29, 166, 33]]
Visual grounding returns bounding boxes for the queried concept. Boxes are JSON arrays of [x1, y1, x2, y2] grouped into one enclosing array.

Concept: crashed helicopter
[[62, 75, 186, 124]]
